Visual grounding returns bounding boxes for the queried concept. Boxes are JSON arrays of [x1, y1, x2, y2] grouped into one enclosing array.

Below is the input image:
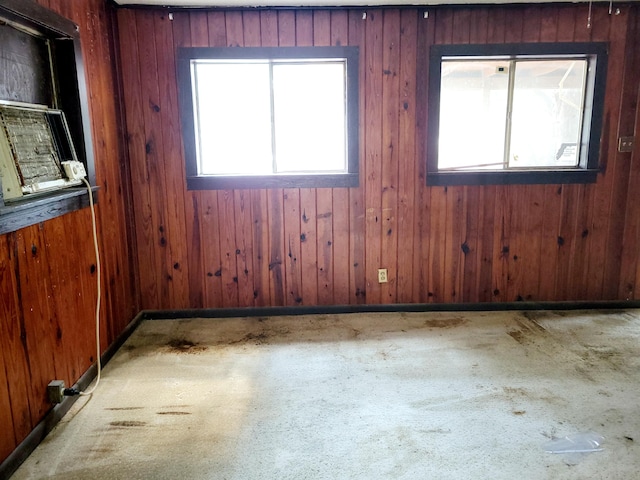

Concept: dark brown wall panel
[[115, 3, 640, 309], [0, 0, 139, 465]]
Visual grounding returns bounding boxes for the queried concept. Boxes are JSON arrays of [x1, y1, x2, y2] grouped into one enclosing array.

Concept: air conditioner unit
[[0, 102, 85, 201]]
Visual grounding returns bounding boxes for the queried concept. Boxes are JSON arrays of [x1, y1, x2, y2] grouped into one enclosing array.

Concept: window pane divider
[[269, 61, 277, 175], [503, 60, 516, 169]]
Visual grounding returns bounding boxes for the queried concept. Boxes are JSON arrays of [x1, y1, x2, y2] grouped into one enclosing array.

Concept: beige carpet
[[12, 310, 640, 479]]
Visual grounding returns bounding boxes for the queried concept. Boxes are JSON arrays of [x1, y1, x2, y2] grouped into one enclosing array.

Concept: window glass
[[438, 58, 587, 172], [273, 62, 346, 174], [193, 62, 272, 175], [439, 60, 509, 170], [510, 59, 586, 169]]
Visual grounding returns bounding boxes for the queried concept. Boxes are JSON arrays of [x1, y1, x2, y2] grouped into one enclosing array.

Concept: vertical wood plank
[[278, 10, 303, 306], [380, 9, 400, 303], [415, 6, 434, 303], [234, 190, 256, 307], [153, 10, 191, 309], [295, 10, 319, 306], [330, 10, 350, 306], [0, 353, 16, 460], [172, 11, 204, 308], [217, 190, 240, 308], [348, 9, 366, 304], [364, 9, 384, 304], [314, 11, 335, 305], [0, 234, 32, 455], [14, 226, 57, 423], [396, 10, 418, 303]]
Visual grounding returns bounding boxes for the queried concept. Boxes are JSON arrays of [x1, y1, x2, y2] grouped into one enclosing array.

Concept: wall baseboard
[[141, 299, 640, 321]]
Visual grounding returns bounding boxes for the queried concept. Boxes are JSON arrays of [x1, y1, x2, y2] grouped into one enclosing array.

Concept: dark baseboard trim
[[0, 311, 144, 480], [140, 299, 640, 321]]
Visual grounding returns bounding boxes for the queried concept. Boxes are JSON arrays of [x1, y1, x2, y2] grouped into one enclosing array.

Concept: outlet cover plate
[[378, 268, 388, 283]]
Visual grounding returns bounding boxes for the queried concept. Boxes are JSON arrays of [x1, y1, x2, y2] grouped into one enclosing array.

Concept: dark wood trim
[[427, 169, 599, 186], [187, 173, 359, 190], [0, 187, 99, 235], [0, 310, 144, 480], [0, 0, 78, 37], [141, 300, 640, 320]]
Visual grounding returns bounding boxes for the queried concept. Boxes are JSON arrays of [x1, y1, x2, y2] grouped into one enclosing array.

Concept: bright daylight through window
[[178, 47, 359, 190], [427, 43, 608, 186]]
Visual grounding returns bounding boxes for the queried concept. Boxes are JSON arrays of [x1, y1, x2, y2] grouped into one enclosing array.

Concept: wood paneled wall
[[117, 3, 640, 310], [0, 0, 139, 465]]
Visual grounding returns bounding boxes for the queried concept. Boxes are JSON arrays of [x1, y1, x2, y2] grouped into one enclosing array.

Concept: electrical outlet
[[61, 161, 86, 180], [47, 380, 66, 404], [618, 136, 635, 153], [378, 268, 388, 283]]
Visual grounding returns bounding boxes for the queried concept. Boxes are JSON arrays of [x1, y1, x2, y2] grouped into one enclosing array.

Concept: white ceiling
[[112, 0, 635, 7]]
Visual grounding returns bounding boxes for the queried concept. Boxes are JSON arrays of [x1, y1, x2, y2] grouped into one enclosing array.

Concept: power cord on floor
[[79, 177, 102, 396]]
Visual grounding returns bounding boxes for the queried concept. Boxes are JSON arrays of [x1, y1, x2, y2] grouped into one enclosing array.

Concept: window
[[178, 47, 359, 190], [427, 43, 608, 186]]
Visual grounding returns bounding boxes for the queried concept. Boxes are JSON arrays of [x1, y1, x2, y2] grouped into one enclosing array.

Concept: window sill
[[187, 173, 359, 190], [426, 169, 599, 186], [0, 186, 98, 235]]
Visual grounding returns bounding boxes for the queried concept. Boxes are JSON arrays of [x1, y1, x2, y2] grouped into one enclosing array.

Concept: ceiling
[[112, 0, 635, 7]]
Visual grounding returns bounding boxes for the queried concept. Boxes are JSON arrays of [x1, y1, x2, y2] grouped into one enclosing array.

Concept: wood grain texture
[[0, 0, 139, 465], [0, 234, 31, 461], [113, 3, 640, 311]]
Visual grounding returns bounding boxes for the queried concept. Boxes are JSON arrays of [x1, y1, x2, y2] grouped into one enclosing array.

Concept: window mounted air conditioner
[[0, 102, 85, 202]]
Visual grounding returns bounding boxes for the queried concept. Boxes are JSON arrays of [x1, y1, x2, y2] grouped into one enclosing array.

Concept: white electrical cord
[[79, 178, 102, 396]]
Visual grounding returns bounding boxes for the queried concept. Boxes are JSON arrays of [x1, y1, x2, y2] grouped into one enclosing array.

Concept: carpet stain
[[230, 332, 269, 345], [503, 387, 529, 398], [423, 318, 467, 328], [157, 411, 191, 415], [109, 421, 146, 428], [508, 330, 526, 344], [166, 339, 207, 353]]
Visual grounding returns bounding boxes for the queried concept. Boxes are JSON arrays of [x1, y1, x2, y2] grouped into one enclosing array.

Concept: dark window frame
[[427, 42, 608, 186], [177, 46, 360, 190], [0, 0, 96, 234]]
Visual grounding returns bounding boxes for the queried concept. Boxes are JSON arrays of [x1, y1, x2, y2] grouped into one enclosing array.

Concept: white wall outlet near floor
[[378, 268, 388, 283]]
